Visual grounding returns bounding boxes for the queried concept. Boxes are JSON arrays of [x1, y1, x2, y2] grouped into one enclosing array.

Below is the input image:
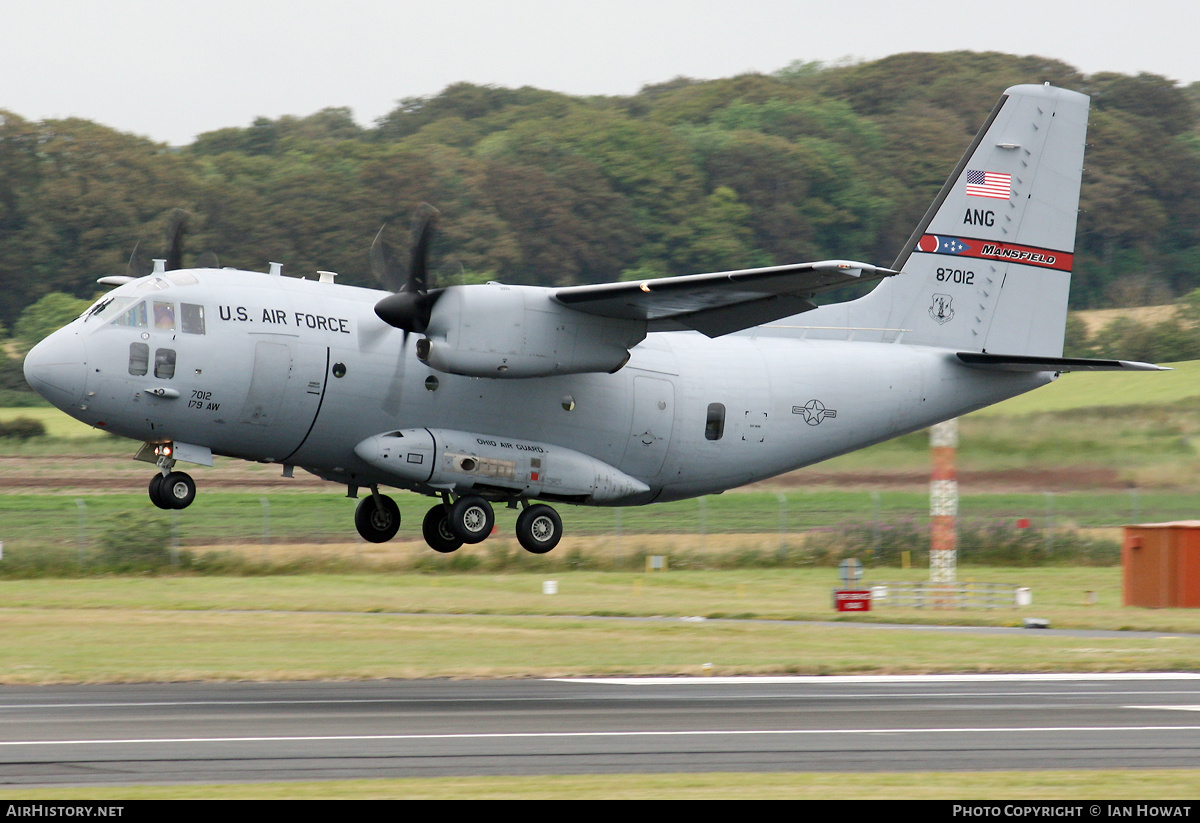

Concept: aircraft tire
[[449, 496, 494, 544], [161, 471, 196, 510], [354, 495, 401, 543], [515, 504, 562, 554], [148, 474, 172, 510], [422, 505, 463, 553]]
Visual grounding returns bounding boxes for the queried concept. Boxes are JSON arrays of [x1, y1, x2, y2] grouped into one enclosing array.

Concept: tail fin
[[845, 83, 1089, 356]]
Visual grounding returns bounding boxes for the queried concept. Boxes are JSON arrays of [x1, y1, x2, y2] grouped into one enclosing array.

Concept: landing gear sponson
[[352, 429, 646, 554], [353, 488, 563, 555]]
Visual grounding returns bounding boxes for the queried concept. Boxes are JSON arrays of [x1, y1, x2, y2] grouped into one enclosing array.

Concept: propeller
[[124, 208, 191, 279], [372, 204, 443, 339], [163, 207, 188, 271]]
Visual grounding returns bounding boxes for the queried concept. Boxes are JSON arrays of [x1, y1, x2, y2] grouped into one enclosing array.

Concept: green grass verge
[[0, 406, 107, 439], [1, 769, 1197, 799], [974, 360, 1200, 416], [0, 489, 1177, 556], [2, 569, 1199, 685]]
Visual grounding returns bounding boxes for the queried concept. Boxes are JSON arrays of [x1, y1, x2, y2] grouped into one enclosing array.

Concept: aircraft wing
[[553, 260, 897, 337]]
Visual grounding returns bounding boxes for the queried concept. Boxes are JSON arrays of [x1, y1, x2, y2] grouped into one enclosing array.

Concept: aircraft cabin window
[[181, 303, 206, 335], [128, 343, 149, 376], [153, 302, 175, 330], [705, 403, 726, 441], [113, 301, 148, 328], [154, 348, 176, 379]]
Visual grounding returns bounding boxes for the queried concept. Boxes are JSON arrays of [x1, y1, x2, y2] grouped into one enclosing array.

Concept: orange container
[[1122, 522, 1200, 608]]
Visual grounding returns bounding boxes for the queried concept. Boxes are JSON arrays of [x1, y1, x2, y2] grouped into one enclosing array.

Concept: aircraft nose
[[23, 331, 87, 410]]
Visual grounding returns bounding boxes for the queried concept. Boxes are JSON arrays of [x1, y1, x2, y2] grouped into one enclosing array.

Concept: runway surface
[[1, 673, 1199, 786]]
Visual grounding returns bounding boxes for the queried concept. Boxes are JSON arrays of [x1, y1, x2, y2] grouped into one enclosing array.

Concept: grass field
[[2, 568, 1199, 686], [0, 487, 1181, 548], [973, 359, 1200, 416], [2, 568, 1197, 799], [0, 405, 106, 439], [1, 769, 1198, 800]]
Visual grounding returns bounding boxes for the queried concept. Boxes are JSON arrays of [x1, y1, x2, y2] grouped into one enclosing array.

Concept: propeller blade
[[127, 240, 152, 279], [163, 208, 189, 271], [195, 250, 220, 269], [406, 204, 439, 294], [370, 225, 405, 292]]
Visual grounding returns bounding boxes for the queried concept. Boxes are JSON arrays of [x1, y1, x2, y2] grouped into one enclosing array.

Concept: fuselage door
[[621, 375, 675, 479], [240, 340, 292, 426], [236, 336, 328, 461]]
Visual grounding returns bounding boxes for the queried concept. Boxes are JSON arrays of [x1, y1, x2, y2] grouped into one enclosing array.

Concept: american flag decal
[[965, 169, 1011, 200]]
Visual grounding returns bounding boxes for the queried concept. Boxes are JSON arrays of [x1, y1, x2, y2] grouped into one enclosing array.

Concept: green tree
[[13, 292, 92, 349]]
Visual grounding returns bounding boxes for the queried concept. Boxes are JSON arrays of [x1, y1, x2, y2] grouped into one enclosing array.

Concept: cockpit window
[[113, 302, 148, 328], [153, 301, 175, 330], [181, 303, 205, 335], [136, 277, 169, 292], [85, 295, 134, 324]]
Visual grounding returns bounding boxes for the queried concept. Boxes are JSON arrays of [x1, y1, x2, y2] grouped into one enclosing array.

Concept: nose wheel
[[148, 471, 196, 510]]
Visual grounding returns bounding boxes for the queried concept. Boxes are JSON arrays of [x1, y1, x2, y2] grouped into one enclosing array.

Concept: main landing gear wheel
[[149, 471, 195, 510], [516, 504, 562, 554], [354, 494, 401, 543], [448, 495, 494, 544], [422, 504, 463, 553]]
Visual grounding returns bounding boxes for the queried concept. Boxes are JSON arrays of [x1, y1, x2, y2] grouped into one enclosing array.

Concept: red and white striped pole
[[929, 419, 958, 584]]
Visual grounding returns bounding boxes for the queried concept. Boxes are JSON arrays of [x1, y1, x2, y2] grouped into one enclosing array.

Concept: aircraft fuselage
[[34, 268, 1050, 507]]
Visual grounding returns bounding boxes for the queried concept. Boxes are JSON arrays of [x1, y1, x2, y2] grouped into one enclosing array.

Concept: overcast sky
[[4, 0, 1197, 146]]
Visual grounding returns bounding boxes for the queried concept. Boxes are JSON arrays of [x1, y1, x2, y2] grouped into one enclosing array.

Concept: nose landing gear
[[146, 446, 196, 510], [149, 471, 196, 510]]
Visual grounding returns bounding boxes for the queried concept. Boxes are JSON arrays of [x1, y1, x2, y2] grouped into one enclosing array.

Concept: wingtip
[[1119, 361, 1172, 372]]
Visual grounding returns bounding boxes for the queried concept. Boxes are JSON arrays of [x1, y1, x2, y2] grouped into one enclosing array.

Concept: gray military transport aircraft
[[23, 83, 1162, 554]]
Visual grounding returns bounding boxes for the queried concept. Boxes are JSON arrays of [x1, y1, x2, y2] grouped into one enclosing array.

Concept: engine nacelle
[[354, 428, 650, 504], [418, 283, 645, 378]]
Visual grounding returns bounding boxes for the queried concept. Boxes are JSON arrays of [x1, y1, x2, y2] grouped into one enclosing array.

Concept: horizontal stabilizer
[[956, 352, 1168, 372]]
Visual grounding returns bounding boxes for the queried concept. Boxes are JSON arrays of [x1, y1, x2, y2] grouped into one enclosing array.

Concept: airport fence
[[866, 581, 1024, 609]]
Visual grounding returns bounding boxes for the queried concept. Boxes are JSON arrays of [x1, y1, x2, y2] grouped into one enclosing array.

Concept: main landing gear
[[351, 489, 564, 555]]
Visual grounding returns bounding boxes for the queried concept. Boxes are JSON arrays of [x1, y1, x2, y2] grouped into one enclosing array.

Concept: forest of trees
[[3, 50, 1200, 334]]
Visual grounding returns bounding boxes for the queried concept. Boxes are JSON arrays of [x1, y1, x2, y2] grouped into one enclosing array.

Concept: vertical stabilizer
[[841, 84, 1090, 356]]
